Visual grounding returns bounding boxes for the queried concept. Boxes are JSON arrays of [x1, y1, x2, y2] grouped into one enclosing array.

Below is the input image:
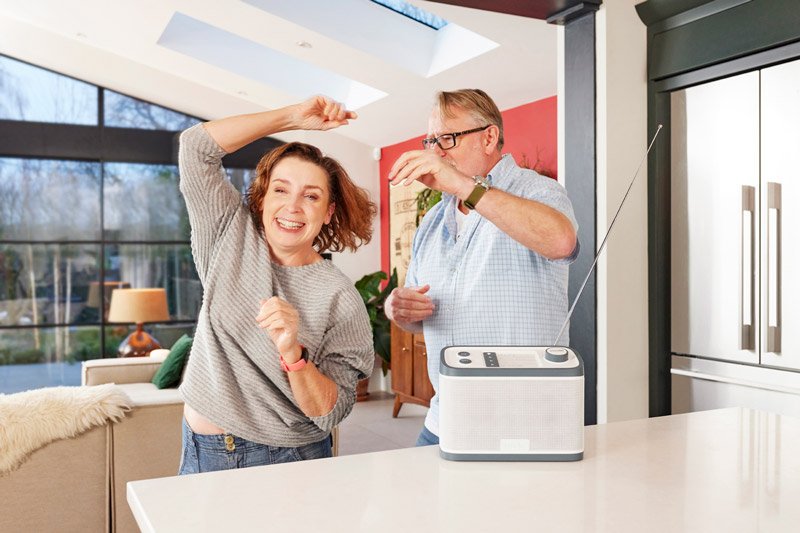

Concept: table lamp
[[108, 288, 170, 357]]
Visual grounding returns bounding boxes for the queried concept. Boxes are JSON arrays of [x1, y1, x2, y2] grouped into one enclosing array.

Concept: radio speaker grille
[[440, 377, 584, 452]]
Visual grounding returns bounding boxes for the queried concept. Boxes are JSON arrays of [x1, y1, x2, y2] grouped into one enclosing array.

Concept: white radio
[[438, 346, 584, 461]]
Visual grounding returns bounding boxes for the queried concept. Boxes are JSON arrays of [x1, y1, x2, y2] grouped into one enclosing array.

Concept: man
[[385, 89, 579, 446]]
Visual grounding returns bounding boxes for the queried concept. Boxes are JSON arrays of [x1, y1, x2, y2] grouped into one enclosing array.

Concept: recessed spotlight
[[76, 32, 87, 39], [295, 40, 312, 49], [237, 90, 248, 96]]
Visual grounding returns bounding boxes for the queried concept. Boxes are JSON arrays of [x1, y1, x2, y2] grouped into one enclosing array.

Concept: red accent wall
[[502, 96, 557, 179], [379, 95, 557, 277]]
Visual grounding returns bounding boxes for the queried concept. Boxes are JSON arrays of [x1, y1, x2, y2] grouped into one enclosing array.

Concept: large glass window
[[0, 326, 102, 393], [0, 55, 240, 392], [104, 163, 189, 241], [104, 90, 197, 130], [226, 167, 256, 196], [0, 55, 98, 125], [104, 244, 200, 320], [0, 243, 101, 327], [0, 158, 101, 240]]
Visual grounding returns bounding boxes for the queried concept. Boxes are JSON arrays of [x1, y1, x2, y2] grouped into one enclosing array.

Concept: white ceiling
[[0, 0, 557, 148]]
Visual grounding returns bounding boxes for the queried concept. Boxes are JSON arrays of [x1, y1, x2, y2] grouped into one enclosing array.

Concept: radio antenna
[[553, 124, 663, 346]]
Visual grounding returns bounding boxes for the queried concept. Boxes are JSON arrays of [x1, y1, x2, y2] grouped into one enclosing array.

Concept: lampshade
[[108, 288, 170, 324]]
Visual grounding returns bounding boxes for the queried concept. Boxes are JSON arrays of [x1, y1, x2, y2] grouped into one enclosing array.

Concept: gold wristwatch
[[463, 175, 490, 210]]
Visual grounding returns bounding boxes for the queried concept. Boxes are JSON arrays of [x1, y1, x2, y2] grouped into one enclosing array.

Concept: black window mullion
[[98, 86, 104, 128], [100, 156, 106, 357]]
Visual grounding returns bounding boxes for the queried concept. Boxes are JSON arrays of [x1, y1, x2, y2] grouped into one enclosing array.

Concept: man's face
[[426, 106, 494, 177]]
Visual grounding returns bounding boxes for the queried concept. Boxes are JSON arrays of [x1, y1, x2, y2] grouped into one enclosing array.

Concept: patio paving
[[0, 362, 83, 394]]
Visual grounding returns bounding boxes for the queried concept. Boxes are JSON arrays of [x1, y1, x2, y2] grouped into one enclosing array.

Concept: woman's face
[[261, 156, 334, 264]]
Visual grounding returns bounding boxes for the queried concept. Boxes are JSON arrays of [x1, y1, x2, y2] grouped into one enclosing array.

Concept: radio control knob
[[545, 347, 569, 363]]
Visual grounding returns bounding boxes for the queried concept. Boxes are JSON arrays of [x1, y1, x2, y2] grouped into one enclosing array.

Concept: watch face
[[473, 175, 489, 188], [300, 346, 309, 362]]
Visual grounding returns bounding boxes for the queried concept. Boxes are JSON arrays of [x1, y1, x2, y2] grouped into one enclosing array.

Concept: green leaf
[[354, 268, 398, 369], [355, 270, 387, 303]]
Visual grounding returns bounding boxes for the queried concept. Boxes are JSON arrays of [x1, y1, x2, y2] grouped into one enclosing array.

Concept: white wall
[[595, 1, 649, 423]]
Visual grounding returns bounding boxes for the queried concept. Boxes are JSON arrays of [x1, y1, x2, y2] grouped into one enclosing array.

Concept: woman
[[177, 96, 376, 474]]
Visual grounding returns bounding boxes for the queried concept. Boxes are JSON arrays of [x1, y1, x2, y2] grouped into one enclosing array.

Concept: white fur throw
[[0, 384, 131, 475]]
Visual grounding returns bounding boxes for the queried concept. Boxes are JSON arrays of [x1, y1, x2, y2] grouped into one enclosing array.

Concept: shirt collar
[[486, 153, 516, 183]]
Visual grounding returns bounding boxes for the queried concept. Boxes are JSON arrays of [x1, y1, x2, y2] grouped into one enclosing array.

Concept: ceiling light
[[295, 40, 312, 48], [237, 90, 248, 96], [76, 32, 87, 39]]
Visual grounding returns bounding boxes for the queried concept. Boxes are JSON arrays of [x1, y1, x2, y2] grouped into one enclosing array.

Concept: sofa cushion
[[151, 335, 192, 389], [83, 355, 164, 386], [117, 383, 183, 406]]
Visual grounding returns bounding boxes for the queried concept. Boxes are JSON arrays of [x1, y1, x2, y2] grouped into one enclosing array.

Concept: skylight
[[243, 0, 498, 78], [157, 13, 387, 110], [370, 0, 448, 30]]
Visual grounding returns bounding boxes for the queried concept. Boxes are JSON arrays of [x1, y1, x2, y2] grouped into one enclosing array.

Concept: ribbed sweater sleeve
[[178, 124, 241, 284], [308, 284, 374, 432]]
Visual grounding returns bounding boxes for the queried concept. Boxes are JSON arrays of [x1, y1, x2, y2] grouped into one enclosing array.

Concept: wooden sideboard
[[390, 322, 434, 417]]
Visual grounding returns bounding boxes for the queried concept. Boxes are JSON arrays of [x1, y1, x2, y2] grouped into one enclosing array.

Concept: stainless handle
[[740, 185, 755, 350], [767, 182, 782, 353]]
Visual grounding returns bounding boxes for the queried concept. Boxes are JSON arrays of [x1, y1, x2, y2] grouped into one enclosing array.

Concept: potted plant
[[354, 268, 398, 400]]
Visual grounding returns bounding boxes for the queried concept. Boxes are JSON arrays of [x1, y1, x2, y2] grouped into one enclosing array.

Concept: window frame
[[0, 53, 280, 360]]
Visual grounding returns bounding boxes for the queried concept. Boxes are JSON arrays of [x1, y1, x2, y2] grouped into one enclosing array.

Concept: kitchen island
[[128, 408, 799, 532]]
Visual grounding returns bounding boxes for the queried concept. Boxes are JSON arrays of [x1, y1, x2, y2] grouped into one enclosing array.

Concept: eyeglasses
[[422, 125, 490, 151]]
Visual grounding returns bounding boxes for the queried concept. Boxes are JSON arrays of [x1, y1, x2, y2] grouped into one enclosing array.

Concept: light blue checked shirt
[[405, 154, 579, 436]]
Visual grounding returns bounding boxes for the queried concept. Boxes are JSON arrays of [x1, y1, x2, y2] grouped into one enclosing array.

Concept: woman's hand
[[256, 296, 301, 359], [291, 95, 358, 131]]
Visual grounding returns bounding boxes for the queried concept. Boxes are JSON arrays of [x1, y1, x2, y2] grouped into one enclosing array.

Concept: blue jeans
[[178, 419, 332, 475], [415, 425, 439, 447]]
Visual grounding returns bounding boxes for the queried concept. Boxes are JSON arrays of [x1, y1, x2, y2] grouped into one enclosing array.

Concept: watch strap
[[464, 176, 490, 210], [281, 345, 309, 372]]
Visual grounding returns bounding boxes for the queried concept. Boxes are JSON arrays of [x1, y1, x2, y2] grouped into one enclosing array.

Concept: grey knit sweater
[[177, 124, 374, 447]]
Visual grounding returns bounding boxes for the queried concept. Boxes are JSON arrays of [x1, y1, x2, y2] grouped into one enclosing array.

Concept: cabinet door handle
[[740, 185, 756, 351], [767, 182, 782, 353]]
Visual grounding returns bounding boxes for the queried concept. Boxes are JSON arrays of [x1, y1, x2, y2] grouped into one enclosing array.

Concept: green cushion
[[151, 334, 193, 389]]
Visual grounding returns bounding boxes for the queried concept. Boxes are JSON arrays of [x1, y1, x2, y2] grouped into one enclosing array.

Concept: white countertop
[[128, 408, 800, 532]]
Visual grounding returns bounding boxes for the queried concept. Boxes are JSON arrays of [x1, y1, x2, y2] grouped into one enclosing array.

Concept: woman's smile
[[275, 217, 305, 230]]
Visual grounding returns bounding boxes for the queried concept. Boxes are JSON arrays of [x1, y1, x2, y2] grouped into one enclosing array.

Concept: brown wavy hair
[[246, 142, 376, 253]]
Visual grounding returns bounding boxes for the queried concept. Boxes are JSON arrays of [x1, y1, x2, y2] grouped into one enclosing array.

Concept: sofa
[[0, 351, 340, 533], [0, 351, 183, 533], [83, 351, 185, 533]]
